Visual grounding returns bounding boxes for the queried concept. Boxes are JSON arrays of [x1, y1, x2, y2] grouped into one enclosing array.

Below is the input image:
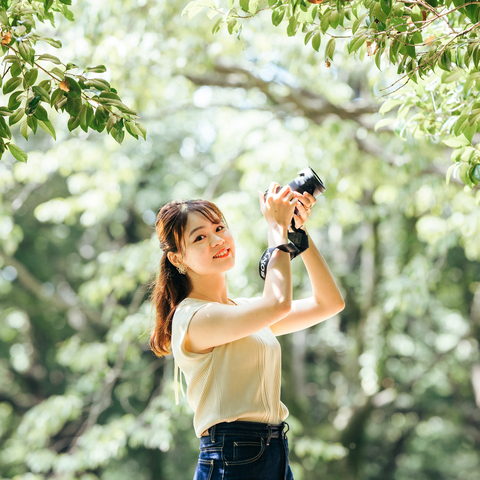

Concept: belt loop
[[266, 425, 272, 446], [283, 421, 290, 438], [210, 424, 216, 443]]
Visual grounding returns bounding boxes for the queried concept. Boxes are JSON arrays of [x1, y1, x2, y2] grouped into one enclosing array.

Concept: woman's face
[[179, 211, 235, 276]]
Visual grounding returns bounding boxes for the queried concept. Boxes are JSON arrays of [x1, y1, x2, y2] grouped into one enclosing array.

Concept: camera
[[264, 166, 326, 204]]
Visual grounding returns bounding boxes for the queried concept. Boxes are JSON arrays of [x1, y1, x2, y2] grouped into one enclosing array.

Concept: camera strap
[[287, 218, 309, 257], [258, 222, 310, 280], [259, 243, 300, 280]]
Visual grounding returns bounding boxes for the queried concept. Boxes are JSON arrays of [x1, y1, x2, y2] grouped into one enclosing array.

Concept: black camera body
[[264, 166, 326, 200]]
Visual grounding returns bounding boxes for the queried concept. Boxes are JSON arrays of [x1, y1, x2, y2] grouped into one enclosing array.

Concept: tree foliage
[[184, 0, 480, 188], [0, 1, 479, 480], [0, 0, 145, 164]]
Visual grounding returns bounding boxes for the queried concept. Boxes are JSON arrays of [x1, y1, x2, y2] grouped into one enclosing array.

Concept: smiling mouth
[[213, 248, 230, 259]]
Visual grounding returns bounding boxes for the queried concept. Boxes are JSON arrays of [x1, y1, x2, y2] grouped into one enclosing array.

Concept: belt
[[201, 428, 283, 437], [200, 421, 289, 445]]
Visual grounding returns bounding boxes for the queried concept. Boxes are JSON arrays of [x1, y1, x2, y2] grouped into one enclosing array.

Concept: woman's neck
[[188, 273, 230, 305]]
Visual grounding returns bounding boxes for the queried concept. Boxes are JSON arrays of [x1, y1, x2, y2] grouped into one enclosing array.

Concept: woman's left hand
[[291, 191, 316, 230]]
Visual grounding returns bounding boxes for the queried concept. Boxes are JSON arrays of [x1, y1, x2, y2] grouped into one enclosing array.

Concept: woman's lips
[[213, 248, 230, 259]]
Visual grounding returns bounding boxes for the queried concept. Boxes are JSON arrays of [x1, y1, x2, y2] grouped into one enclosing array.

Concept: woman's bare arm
[[270, 232, 345, 336]]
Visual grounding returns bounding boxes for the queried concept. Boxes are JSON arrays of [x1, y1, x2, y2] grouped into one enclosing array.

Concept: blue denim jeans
[[193, 420, 294, 480]]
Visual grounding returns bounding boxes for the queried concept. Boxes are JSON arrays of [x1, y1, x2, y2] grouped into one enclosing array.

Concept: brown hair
[[149, 199, 227, 357]]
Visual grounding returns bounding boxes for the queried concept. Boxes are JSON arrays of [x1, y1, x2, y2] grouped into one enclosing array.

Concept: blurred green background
[[1, 1, 480, 479]]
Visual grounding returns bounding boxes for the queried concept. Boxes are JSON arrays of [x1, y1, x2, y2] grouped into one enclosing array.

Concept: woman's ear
[[167, 251, 182, 268]]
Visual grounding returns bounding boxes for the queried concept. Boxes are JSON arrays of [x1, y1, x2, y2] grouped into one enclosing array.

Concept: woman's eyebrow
[[189, 226, 206, 238], [189, 221, 222, 238]]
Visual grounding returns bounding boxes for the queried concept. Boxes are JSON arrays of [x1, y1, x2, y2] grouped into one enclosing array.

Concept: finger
[[304, 192, 316, 205], [278, 185, 292, 198], [284, 190, 295, 202], [269, 182, 281, 195], [288, 196, 298, 205]]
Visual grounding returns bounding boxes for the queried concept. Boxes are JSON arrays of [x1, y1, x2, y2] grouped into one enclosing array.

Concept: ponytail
[[149, 253, 192, 357]]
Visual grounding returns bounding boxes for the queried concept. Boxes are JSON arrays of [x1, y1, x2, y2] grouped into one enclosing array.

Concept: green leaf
[[32, 86, 50, 103], [42, 37, 62, 48], [84, 79, 111, 91], [33, 105, 49, 122], [454, 115, 469, 136], [0, 116, 11, 140], [380, 0, 392, 16], [51, 67, 65, 80], [9, 108, 25, 126], [268, 0, 277, 5], [24, 68, 38, 86], [38, 119, 56, 140], [347, 34, 365, 54], [51, 88, 65, 107], [20, 118, 30, 140], [325, 38, 336, 60], [94, 106, 109, 125], [443, 135, 471, 148], [411, 5, 423, 25], [64, 77, 82, 98], [304, 30, 314, 46], [27, 115, 38, 134], [272, 8, 285, 26], [379, 98, 403, 114], [136, 122, 147, 140], [85, 104, 94, 127], [8, 144, 27, 163], [18, 41, 34, 64], [312, 32, 321, 52], [65, 96, 82, 116], [8, 91, 23, 111], [125, 120, 141, 139], [320, 10, 331, 33], [249, 0, 260, 15], [37, 54, 62, 64], [3, 77, 23, 95], [287, 15, 298, 37], [68, 114, 82, 132], [463, 121, 476, 142], [352, 13, 367, 34], [240, 0, 249, 12], [212, 16, 223, 34], [85, 65, 107, 73], [390, 16, 407, 33], [406, 37, 416, 59], [471, 164, 480, 184], [374, 118, 394, 131]]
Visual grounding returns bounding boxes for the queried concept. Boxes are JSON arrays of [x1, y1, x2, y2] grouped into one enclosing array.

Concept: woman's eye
[[194, 235, 205, 242], [217, 225, 225, 232]]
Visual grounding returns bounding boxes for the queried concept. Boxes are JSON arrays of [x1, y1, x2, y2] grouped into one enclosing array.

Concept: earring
[[177, 264, 187, 275]]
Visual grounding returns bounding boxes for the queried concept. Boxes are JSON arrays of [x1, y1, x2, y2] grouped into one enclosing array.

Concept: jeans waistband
[[201, 420, 290, 444]]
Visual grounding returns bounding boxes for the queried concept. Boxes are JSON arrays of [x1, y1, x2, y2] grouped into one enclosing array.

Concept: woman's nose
[[211, 235, 225, 247]]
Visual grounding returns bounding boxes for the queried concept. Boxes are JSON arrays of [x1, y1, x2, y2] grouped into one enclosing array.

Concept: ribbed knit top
[[171, 297, 289, 438]]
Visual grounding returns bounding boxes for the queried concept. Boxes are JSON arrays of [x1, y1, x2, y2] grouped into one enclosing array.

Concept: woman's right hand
[[258, 183, 298, 230]]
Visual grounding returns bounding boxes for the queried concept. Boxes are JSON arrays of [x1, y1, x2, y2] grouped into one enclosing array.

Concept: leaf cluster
[[0, 0, 145, 163]]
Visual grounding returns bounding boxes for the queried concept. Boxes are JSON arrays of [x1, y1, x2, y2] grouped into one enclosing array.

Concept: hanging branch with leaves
[[183, 0, 480, 188], [0, 0, 146, 164]]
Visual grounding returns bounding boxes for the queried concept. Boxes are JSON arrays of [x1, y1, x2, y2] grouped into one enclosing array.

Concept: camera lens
[[287, 167, 326, 198]]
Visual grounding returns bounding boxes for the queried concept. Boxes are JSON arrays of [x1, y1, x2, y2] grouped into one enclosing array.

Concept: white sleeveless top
[[171, 297, 289, 438]]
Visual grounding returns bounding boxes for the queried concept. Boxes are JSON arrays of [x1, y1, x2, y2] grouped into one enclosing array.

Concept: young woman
[[150, 183, 345, 480]]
